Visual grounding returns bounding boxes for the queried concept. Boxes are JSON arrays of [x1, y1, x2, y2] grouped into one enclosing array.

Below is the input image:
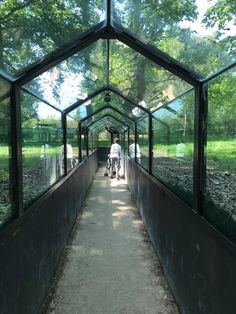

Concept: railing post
[[193, 83, 208, 214], [62, 113, 67, 174], [148, 112, 153, 175], [134, 122, 137, 162], [10, 84, 23, 216], [78, 122, 82, 163]]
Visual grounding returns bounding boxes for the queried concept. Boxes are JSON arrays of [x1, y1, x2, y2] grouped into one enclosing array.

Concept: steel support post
[[193, 83, 208, 214], [10, 84, 23, 216]]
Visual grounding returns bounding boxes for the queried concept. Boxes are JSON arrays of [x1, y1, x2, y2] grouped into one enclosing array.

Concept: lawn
[[0, 138, 236, 177]]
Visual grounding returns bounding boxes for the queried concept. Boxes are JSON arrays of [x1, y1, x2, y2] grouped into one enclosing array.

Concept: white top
[[61, 144, 73, 159], [129, 143, 141, 158], [110, 143, 121, 158]]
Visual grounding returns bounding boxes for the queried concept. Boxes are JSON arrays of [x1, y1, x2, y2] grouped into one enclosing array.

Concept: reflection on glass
[[81, 133, 87, 160], [152, 90, 194, 205], [66, 116, 79, 171], [204, 67, 236, 243], [0, 78, 12, 226], [25, 40, 106, 110], [137, 116, 149, 170], [1, 0, 106, 75], [113, 0, 235, 76], [128, 129, 135, 159], [88, 129, 96, 155], [21, 92, 63, 207], [110, 40, 191, 110]]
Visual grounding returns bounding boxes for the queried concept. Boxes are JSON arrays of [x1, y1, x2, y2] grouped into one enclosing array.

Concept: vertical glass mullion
[[10, 84, 23, 216], [62, 113, 67, 174], [148, 113, 153, 175], [193, 83, 208, 214]]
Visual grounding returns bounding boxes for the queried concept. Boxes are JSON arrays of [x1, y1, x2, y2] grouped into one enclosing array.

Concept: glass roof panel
[[81, 107, 134, 128], [68, 90, 145, 121], [113, 0, 236, 77], [24, 40, 106, 111], [109, 92, 146, 120], [68, 93, 104, 120], [109, 40, 191, 111], [0, 0, 106, 76], [82, 116, 123, 132]]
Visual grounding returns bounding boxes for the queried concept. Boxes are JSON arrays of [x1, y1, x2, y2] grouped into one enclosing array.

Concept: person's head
[[114, 137, 119, 144], [130, 138, 134, 144]]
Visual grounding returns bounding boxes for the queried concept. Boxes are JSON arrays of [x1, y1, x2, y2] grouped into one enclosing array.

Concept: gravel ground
[[1, 157, 235, 241]]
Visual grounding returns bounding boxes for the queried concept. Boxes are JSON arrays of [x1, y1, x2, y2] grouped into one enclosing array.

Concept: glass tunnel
[[0, 0, 235, 313]]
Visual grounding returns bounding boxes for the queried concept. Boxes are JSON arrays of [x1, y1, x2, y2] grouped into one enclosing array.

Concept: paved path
[[45, 167, 179, 314]]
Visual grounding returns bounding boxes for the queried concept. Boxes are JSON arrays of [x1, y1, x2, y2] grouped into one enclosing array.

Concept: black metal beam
[[62, 113, 67, 174], [134, 123, 137, 162], [106, 0, 112, 27], [193, 83, 208, 214], [14, 21, 107, 86], [148, 113, 153, 175], [106, 39, 110, 86], [78, 122, 82, 163], [10, 84, 23, 217], [111, 23, 202, 86]]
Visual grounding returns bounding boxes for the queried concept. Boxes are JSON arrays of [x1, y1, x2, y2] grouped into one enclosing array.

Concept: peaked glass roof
[[0, 0, 106, 75], [24, 40, 106, 110], [113, 0, 236, 77], [0, 0, 235, 131]]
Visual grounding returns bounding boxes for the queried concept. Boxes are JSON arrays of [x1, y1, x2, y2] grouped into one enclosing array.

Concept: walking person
[[109, 138, 121, 180]]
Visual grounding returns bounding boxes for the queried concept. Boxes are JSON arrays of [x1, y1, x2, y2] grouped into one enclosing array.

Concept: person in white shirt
[[129, 138, 141, 163], [61, 142, 73, 170], [109, 138, 121, 180]]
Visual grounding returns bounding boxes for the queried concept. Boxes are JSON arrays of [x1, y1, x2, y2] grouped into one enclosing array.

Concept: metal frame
[[0, 0, 235, 251], [10, 84, 23, 217]]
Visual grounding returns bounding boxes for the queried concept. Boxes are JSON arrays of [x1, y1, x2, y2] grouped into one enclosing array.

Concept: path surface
[[45, 167, 179, 314]]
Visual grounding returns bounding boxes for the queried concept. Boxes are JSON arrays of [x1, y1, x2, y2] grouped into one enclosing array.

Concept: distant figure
[[129, 138, 141, 163], [40, 143, 51, 158], [109, 138, 121, 180], [176, 142, 186, 158], [61, 142, 73, 170]]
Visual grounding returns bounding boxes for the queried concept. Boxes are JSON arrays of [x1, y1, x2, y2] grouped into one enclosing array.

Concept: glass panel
[[152, 90, 194, 205], [0, 78, 12, 227], [68, 94, 104, 120], [98, 131, 111, 147], [67, 116, 79, 172], [110, 40, 191, 110], [109, 92, 143, 120], [25, 40, 106, 110], [88, 129, 96, 155], [1, 0, 106, 76], [137, 116, 149, 170], [204, 66, 236, 243], [113, 0, 235, 77], [21, 92, 63, 208]]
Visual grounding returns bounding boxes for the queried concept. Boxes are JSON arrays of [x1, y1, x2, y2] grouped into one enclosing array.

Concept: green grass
[[0, 138, 235, 177]]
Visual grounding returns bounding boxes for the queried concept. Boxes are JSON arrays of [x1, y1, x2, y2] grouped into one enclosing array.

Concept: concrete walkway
[[45, 167, 179, 314]]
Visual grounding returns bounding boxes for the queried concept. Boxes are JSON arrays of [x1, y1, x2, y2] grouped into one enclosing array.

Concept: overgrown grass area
[[153, 138, 236, 171]]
